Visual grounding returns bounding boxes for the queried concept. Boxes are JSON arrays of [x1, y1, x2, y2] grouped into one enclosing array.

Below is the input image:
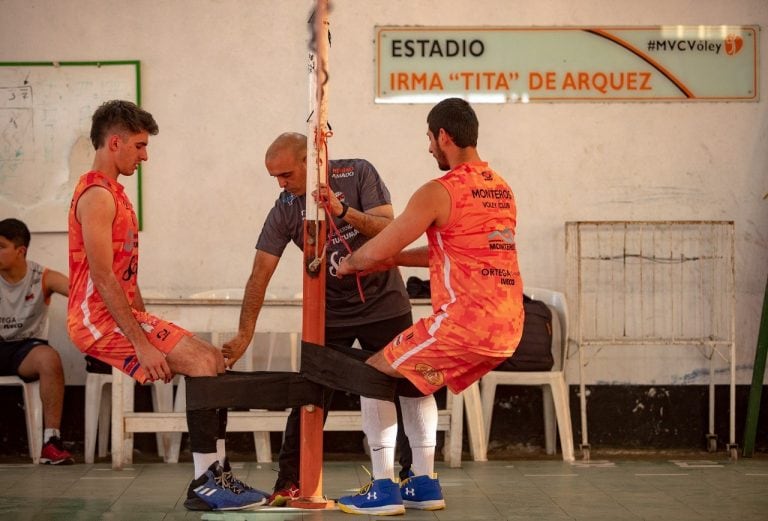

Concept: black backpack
[[406, 278, 555, 372], [406, 276, 431, 299], [493, 294, 554, 372]]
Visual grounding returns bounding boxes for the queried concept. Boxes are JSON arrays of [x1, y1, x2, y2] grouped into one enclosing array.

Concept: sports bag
[[493, 294, 554, 371]]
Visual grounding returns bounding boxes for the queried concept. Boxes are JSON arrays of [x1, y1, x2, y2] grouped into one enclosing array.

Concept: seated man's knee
[[169, 336, 224, 376], [210, 344, 226, 373], [194, 342, 223, 375], [42, 345, 62, 364], [19, 344, 63, 379], [41, 347, 64, 378]]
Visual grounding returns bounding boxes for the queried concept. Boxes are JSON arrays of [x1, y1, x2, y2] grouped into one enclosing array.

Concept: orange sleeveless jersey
[[67, 171, 139, 350], [425, 161, 524, 356]]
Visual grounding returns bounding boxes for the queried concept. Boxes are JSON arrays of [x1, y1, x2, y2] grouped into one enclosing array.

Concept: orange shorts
[[382, 319, 508, 395], [83, 309, 192, 384]]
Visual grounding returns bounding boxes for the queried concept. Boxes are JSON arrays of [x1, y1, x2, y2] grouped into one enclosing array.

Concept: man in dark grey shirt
[[223, 132, 413, 505]]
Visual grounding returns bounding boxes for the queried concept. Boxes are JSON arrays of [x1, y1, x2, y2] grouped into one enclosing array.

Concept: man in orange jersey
[[336, 97, 524, 515], [67, 100, 266, 511]]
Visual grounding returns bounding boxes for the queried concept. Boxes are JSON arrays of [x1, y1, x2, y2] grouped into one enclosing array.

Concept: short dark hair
[[0, 218, 31, 248], [90, 100, 159, 149], [266, 132, 307, 163], [427, 97, 478, 148]]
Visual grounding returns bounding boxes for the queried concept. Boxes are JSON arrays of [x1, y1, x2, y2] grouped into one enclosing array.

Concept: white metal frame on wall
[[566, 221, 737, 459]]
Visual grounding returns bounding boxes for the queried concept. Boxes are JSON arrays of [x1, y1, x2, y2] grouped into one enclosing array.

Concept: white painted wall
[[1, 0, 766, 385]]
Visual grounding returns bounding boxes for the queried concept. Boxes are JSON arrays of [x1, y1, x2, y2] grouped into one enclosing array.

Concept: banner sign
[[375, 26, 758, 103]]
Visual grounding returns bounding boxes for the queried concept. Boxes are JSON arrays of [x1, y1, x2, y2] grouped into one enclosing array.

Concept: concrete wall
[[1, 0, 766, 386]]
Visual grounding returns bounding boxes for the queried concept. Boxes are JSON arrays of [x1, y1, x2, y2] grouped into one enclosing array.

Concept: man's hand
[[135, 341, 172, 383], [337, 254, 356, 277], [312, 183, 343, 216], [222, 333, 250, 369], [337, 254, 397, 277]]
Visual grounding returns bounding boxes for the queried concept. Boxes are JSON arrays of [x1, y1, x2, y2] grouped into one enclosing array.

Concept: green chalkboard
[[0, 61, 142, 231]]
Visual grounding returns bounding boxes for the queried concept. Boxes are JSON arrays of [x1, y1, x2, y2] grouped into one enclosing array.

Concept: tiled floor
[[1, 457, 767, 520]]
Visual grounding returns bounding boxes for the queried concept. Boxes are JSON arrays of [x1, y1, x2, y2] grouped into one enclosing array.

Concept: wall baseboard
[[0, 384, 765, 459]]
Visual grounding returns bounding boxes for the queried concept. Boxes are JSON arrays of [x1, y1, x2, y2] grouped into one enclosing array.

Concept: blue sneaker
[[400, 472, 445, 510], [184, 461, 267, 511], [337, 475, 405, 515], [221, 458, 269, 496]]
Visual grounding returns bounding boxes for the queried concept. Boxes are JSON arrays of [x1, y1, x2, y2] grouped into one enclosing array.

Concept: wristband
[[337, 201, 349, 219]]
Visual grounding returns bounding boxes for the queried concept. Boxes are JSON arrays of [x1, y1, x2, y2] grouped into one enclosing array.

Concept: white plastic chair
[[212, 330, 295, 463], [84, 371, 111, 463], [84, 368, 180, 464], [0, 376, 43, 463], [479, 287, 575, 461]]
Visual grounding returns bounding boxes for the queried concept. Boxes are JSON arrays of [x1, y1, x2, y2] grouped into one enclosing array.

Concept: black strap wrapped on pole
[[185, 371, 326, 411], [184, 345, 427, 411], [299, 341, 428, 400]]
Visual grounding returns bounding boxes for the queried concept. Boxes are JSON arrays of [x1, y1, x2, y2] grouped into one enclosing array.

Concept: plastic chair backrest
[[525, 287, 568, 372]]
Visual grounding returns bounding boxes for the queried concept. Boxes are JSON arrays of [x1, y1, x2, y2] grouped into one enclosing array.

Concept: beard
[[433, 144, 450, 171]]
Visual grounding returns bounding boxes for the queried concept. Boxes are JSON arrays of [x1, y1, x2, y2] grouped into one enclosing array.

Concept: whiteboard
[[0, 61, 140, 232]]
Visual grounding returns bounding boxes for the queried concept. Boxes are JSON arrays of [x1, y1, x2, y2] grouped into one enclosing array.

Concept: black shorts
[[0, 338, 48, 381], [325, 312, 413, 352]]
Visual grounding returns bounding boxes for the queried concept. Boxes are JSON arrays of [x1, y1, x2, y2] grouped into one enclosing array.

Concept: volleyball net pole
[[293, 0, 333, 509]]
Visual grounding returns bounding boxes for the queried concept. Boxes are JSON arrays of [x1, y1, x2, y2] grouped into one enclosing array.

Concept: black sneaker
[[184, 461, 267, 511]]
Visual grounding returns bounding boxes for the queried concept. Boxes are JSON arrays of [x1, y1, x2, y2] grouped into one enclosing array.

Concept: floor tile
[[0, 457, 764, 520]]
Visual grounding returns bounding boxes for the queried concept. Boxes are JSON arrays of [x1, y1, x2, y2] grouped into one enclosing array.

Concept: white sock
[[43, 428, 60, 444], [193, 452, 219, 479], [371, 446, 396, 481], [399, 395, 438, 476], [361, 396, 398, 481], [411, 446, 436, 476], [216, 438, 226, 465]]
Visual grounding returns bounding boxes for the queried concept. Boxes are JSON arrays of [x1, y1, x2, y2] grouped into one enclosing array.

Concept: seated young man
[[68, 100, 266, 511], [0, 218, 74, 464]]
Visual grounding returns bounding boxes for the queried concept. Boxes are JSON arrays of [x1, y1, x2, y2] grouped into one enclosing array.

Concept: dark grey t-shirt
[[256, 158, 411, 327]]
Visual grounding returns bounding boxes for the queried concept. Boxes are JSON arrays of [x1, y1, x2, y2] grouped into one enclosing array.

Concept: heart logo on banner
[[725, 35, 743, 56]]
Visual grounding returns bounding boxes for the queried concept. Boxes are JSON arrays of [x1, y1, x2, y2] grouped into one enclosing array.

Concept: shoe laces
[[401, 472, 438, 487], [354, 466, 375, 495], [214, 469, 243, 494], [224, 470, 253, 492]]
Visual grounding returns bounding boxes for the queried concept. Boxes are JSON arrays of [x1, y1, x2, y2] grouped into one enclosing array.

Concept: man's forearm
[[395, 246, 429, 267], [91, 272, 149, 348], [341, 248, 374, 273], [133, 285, 146, 312], [339, 206, 392, 238], [236, 274, 268, 342]]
